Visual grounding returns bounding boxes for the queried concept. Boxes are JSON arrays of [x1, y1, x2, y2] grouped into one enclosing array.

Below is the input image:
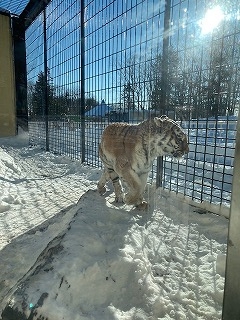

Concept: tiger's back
[[99, 122, 145, 168]]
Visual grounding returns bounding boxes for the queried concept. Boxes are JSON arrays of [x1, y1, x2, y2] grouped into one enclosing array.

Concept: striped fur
[[97, 115, 189, 210]]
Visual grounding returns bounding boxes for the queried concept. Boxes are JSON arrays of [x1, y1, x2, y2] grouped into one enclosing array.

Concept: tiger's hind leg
[[98, 167, 124, 203], [110, 169, 124, 203], [97, 168, 109, 195]]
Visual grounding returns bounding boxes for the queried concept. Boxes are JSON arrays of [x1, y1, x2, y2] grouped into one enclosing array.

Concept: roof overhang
[[19, 0, 51, 29], [0, 7, 11, 16]]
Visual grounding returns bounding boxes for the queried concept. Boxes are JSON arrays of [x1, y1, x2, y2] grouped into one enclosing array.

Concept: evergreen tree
[[122, 82, 135, 110], [85, 96, 98, 111], [31, 69, 55, 117]]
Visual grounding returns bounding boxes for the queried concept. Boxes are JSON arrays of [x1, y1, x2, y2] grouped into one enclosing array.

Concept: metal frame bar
[[156, 0, 171, 189], [80, 0, 85, 163], [12, 16, 28, 132], [43, 7, 49, 151], [20, 0, 51, 30], [222, 113, 240, 319]]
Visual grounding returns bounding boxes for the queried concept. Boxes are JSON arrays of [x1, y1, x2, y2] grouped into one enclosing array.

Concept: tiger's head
[[152, 116, 189, 158]]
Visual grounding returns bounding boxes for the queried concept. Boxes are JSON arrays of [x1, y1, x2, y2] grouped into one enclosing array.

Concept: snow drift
[[1, 189, 228, 320], [0, 132, 228, 319]]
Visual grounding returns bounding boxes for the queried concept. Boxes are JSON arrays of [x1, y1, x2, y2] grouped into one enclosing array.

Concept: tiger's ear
[[153, 115, 168, 127]]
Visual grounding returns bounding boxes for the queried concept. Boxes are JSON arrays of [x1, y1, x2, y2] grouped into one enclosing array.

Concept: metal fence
[[26, 0, 240, 211]]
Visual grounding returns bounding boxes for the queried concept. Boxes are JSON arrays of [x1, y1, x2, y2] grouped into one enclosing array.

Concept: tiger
[[97, 115, 189, 210]]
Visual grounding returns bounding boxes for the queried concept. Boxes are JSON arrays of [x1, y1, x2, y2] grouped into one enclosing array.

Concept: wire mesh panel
[[160, 117, 237, 208], [26, 0, 82, 159], [26, 0, 239, 209], [161, 0, 240, 208]]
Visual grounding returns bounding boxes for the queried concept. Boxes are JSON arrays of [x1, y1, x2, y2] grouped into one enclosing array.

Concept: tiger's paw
[[136, 201, 149, 211], [124, 193, 143, 206], [97, 185, 106, 195], [115, 193, 124, 203]]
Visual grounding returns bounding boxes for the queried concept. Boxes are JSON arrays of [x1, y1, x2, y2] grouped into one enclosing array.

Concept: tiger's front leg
[[120, 169, 149, 210], [111, 175, 124, 203]]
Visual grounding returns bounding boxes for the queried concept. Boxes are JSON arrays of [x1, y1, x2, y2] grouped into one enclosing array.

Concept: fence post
[[80, 0, 85, 162], [156, 0, 171, 188], [12, 17, 28, 132], [222, 113, 240, 319], [43, 7, 49, 151]]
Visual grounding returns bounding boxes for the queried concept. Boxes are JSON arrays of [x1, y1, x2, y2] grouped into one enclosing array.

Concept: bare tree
[[118, 55, 146, 111]]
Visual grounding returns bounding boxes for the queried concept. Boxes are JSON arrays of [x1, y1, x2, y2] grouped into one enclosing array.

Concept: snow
[[0, 130, 228, 319]]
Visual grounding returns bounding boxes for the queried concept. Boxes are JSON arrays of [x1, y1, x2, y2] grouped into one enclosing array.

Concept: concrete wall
[[0, 12, 16, 137]]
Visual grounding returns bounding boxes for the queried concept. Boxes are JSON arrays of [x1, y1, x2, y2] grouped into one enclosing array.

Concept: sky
[[24, 0, 239, 106]]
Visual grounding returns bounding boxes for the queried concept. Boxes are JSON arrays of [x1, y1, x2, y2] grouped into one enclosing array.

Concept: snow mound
[[1, 190, 227, 320], [0, 148, 22, 214], [0, 147, 21, 178]]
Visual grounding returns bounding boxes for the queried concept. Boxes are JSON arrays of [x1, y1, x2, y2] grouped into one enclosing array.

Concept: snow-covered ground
[[0, 130, 229, 319]]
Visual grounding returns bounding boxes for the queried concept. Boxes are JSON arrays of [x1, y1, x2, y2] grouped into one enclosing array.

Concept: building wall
[[0, 12, 16, 137]]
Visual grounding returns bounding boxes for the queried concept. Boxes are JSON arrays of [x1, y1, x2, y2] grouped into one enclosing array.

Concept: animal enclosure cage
[[0, 0, 240, 318], [25, 0, 240, 215]]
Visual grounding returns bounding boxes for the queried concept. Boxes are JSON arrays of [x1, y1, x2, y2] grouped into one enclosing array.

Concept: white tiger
[[97, 115, 189, 210]]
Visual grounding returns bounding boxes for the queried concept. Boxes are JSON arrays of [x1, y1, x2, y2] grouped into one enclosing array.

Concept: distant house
[[85, 100, 112, 119]]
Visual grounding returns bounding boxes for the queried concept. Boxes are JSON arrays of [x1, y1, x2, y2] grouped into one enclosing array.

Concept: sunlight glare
[[199, 6, 224, 34]]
